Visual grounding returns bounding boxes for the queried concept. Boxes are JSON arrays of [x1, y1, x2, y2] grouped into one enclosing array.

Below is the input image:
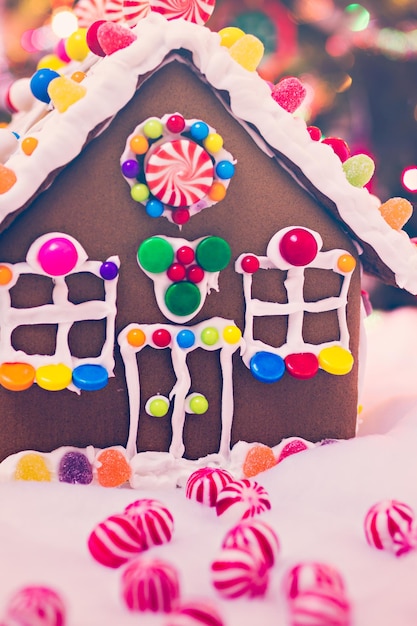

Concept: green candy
[[138, 237, 174, 273], [342, 154, 375, 188], [165, 281, 201, 317], [196, 236, 231, 272]]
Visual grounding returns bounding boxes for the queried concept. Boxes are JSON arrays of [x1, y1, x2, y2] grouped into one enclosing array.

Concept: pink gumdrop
[[97, 21, 137, 55], [37, 237, 78, 276], [165, 601, 225, 626], [2, 586, 66, 626], [215, 479, 271, 522], [282, 562, 346, 601], [222, 519, 280, 568], [271, 77, 307, 113], [288, 586, 351, 626], [121, 557, 180, 612], [321, 137, 350, 163], [276, 437, 312, 463], [87, 513, 147, 568], [364, 499, 417, 557], [124, 498, 174, 548], [279, 228, 318, 266], [211, 546, 269, 599], [185, 467, 234, 507]]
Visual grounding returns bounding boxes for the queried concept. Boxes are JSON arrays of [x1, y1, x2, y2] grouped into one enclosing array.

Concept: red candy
[[2, 586, 66, 626], [283, 562, 346, 601], [364, 499, 417, 556], [222, 519, 280, 568], [276, 437, 312, 464], [151, 0, 215, 25], [124, 498, 174, 548], [185, 467, 234, 507], [271, 77, 307, 113], [211, 547, 269, 599], [87, 513, 147, 568], [97, 21, 137, 55], [121, 557, 180, 612], [288, 587, 351, 626], [307, 126, 322, 141], [321, 137, 350, 163], [74, 0, 106, 27], [279, 228, 318, 267], [165, 601, 224, 626], [122, 0, 150, 27], [215, 479, 271, 521], [86, 20, 107, 56]]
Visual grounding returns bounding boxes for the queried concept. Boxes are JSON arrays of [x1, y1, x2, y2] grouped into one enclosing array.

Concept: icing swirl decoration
[[121, 113, 236, 226], [122, 0, 215, 27]]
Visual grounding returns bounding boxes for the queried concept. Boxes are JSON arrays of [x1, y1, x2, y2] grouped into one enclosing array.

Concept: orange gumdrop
[[242, 444, 277, 478], [96, 449, 131, 487], [0, 164, 17, 193], [378, 197, 413, 230]]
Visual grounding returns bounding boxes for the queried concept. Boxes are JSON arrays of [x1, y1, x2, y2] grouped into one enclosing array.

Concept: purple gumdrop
[[58, 451, 93, 485]]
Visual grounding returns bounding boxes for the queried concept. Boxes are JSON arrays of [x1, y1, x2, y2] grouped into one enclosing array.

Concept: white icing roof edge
[[2, 13, 417, 293]]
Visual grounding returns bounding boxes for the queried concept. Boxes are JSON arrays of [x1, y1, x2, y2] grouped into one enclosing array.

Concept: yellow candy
[[35, 363, 72, 391], [65, 28, 89, 62], [337, 254, 356, 273], [15, 453, 51, 482], [218, 26, 245, 48], [318, 346, 354, 376], [229, 34, 264, 72], [48, 76, 87, 113], [378, 197, 413, 231], [203, 133, 223, 153], [37, 53, 66, 72], [223, 325, 242, 344]]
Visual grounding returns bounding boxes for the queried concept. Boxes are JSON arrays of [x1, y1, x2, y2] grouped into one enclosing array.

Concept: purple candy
[[58, 451, 93, 485], [100, 260, 119, 280], [121, 159, 140, 179]]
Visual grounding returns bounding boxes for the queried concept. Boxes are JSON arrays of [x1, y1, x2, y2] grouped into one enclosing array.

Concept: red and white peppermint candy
[[145, 139, 214, 207], [74, 0, 107, 27], [185, 467, 234, 507], [122, 0, 150, 27], [364, 499, 417, 556], [288, 587, 351, 626], [282, 562, 346, 601], [151, 0, 215, 25], [121, 557, 180, 612], [104, 0, 126, 22], [215, 479, 271, 521], [87, 513, 147, 568], [222, 519, 280, 568], [2, 586, 66, 626], [211, 547, 269, 599], [124, 498, 174, 547], [164, 601, 224, 626]]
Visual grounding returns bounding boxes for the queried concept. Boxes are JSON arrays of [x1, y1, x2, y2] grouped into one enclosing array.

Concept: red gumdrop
[[97, 22, 137, 55], [277, 439, 309, 463], [271, 77, 307, 113], [86, 20, 107, 56], [321, 137, 350, 162], [307, 125, 322, 141], [279, 228, 318, 266]]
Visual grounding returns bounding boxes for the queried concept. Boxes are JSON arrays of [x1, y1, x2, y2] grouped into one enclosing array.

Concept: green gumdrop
[[342, 154, 375, 188], [138, 237, 174, 273]]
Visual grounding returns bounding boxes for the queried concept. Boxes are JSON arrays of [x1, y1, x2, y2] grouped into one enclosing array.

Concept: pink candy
[[151, 0, 215, 25], [97, 22, 137, 55], [283, 562, 346, 601], [364, 499, 417, 556], [222, 519, 280, 568], [165, 601, 224, 626], [211, 547, 269, 599], [276, 437, 313, 464], [121, 557, 180, 612], [124, 498, 174, 547], [185, 467, 233, 507], [123, 0, 150, 28], [271, 77, 306, 113], [215, 479, 271, 521], [1, 586, 66, 626], [288, 587, 351, 626], [87, 512, 147, 568]]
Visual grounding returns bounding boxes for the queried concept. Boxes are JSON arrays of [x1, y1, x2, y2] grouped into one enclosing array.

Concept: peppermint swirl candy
[[151, 0, 215, 25], [145, 139, 214, 207], [165, 601, 224, 626], [104, 0, 126, 23], [211, 547, 269, 599], [364, 499, 417, 556], [123, 0, 150, 28], [2, 587, 66, 626], [124, 498, 174, 547], [288, 587, 351, 626], [121, 557, 180, 612], [283, 562, 346, 601], [74, 0, 107, 27], [222, 519, 280, 568], [215, 479, 271, 521], [87, 513, 147, 568], [185, 467, 233, 507]]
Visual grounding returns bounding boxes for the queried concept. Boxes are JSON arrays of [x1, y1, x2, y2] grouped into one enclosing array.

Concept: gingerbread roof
[[2, 12, 417, 293]]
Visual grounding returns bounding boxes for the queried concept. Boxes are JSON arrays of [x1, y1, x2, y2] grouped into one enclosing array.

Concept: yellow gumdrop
[[48, 76, 87, 113], [378, 197, 413, 231], [219, 26, 245, 48], [229, 34, 264, 72], [35, 363, 72, 391], [37, 53, 66, 72], [318, 346, 354, 376], [15, 453, 51, 482]]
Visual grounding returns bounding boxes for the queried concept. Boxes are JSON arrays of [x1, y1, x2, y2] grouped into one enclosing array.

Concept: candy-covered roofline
[[2, 12, 417, 293]]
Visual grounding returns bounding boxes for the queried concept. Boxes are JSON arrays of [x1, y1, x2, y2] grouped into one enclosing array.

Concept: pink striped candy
[[145, 139, 214, 207], [151, 0, 215, 25], [104, 0, 126, 22], [211, 547, 269, 599], [364, 499, 417, 556], [121, 557, 180, 612], [288, 587, 351, 626], [185, 467, 234, 507], [283, 562, 346, 601], [215, 479, 271, 521], [2, 586, 66, 626], [88, 512, 147, 568], [164, 601, 224, 626], [222, 519, 280, 568], [124, 498, 174, 547], [122, 0, 150, 27], [74, 0, 107, 27]]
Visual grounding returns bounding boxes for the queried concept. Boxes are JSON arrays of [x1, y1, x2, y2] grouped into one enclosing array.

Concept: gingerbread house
[[0, 13, 416, 469]]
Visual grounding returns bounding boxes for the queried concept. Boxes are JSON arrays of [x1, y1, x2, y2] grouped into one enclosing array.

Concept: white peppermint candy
[[364, 499, 417, 556], [2, 586, 66, 626], [150, 0, 215, 25], [211, 547, 269, 599], [121, 557, 180, 612], [283, 562, 346, 601], [215, 479, 271, 521], [124, 498, 174, 547], [87, 513, 147, 568], [222, 519, 280, 568], [164, 601, 224, 626], [288, 587, 351, 626], [185, 467, 234, 507]]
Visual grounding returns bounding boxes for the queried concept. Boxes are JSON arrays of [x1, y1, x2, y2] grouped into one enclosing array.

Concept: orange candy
[[127, 327, 146, 348], [0, 264, 13, 285], [129, 135, 149, 155], [378, 197, 413, 231], [0, 164, 17, 194], [242, 444, 277, 478], [71, 71, 86, 83], [0, 362, 35, 391], [21, 137, 38, 156], [208, 182, 226, 202], [96, 449, 131, 487]]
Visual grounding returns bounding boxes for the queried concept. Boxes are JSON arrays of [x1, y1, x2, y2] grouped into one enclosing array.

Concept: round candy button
[[0, 362, 35, 391], [318, 346, 354, 376], [72, 364, 109, 391], [176, 329, 195, 349], [37, 237, 78, 276], [284, 352, 319, 379], [279, 228, 318, 266], [35, 363, 72, 391], [250, 351, 285, 383], [165, 282, 201, 317], [100, 261, 119, 280], [195, 237, 231, 272], [138, 237, 174, 273]]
